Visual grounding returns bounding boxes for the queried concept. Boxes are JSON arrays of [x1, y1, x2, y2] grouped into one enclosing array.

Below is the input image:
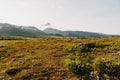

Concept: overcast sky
[[0, 0, 120, 34]]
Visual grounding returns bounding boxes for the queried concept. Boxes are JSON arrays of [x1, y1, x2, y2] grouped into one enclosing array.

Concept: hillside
[[43, 28, 62, 34], [0, 36, 120, 79], [0, 23, 117, 38], [43, 28, 110, 37], [0, 23, 47, 37]]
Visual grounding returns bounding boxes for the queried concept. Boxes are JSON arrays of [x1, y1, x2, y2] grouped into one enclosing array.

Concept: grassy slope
[[0, 37, 120, 80]]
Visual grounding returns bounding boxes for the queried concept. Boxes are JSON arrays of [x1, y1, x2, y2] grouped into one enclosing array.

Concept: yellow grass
[[0, 36, 120, 79]]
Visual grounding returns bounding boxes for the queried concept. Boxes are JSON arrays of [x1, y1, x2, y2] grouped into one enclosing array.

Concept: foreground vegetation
[[0, 36, 120, 80]]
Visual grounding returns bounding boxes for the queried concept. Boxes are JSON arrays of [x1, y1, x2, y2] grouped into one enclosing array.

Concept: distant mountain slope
[[43, 28, 108, 37], [43, 28, 62, 34], [0, 23, 47, 37], [0, 23, 116, 38]]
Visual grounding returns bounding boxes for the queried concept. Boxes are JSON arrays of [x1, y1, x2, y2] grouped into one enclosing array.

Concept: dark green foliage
[[65, 43, 93, 78], [65, 58, 92, 76], [94, 58, 120, 79], [67, 42, 96, 54], [65, 41, 120, 79], [111, 43, 120, 51]]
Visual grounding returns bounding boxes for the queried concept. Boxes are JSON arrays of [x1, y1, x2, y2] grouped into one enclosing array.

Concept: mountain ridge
[[0, 23, 47, 37], [0, 23, 117, 37], [43, 28, 110, 37]]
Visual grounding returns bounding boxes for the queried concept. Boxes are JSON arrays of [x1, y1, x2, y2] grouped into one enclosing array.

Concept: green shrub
[[65, 41, 120, 79], [67, 42, 97, 54], [93, 58, 120, 79], [65, 42, 94, 78], [112, 45, 120, 51], [65, 57, 92, 77]]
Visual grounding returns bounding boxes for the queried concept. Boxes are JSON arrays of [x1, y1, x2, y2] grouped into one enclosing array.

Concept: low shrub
[[65, 42, 120, 79], [67, 42, 96, 54], [65, 43, 95, 79], [93, 57, 120, 79], [65, 57, 92, 77]]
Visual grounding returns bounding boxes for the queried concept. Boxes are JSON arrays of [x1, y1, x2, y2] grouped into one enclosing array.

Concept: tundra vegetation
[[0, 36, 120, 80]]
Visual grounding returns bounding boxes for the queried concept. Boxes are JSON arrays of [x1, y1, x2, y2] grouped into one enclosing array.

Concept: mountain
[[43, 28, 109, 37], [0, 23, 116, 38], [43, 28, 62, 34], [0, 23, 47, 37]]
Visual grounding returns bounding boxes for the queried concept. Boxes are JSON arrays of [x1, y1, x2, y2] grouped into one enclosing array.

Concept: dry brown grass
[[0, 36, 120, 80]]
